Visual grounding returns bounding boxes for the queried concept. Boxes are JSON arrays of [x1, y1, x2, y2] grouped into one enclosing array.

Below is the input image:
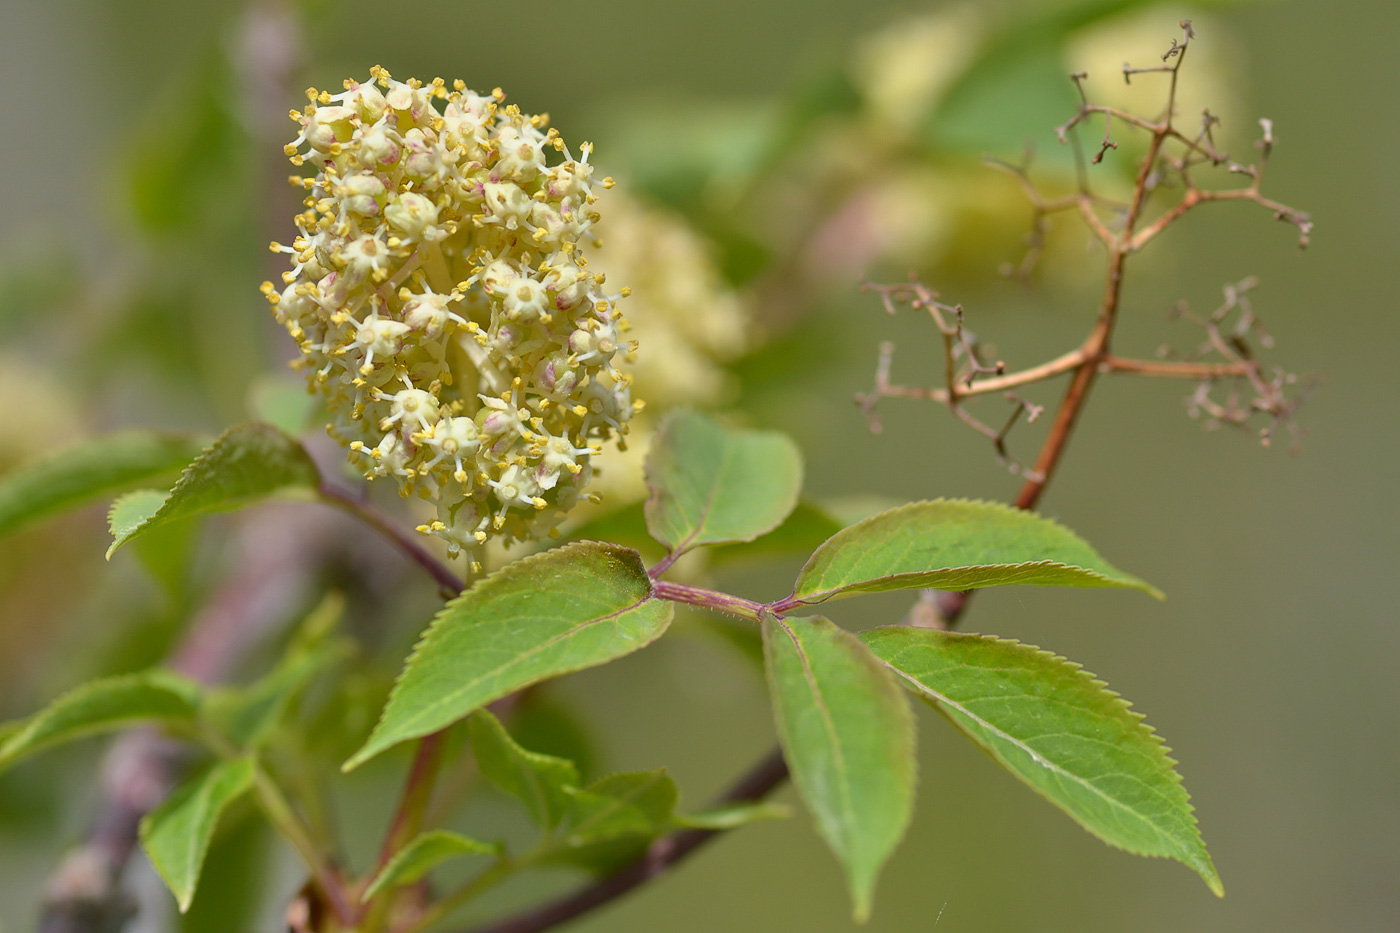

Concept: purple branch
[[460, 749, 790, 933]]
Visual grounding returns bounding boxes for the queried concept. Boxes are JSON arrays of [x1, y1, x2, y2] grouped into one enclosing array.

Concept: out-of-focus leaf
[[126, 50, 248, 236], [862, 627, 1223, 896], [346, 543, 671, 770], [140, 757, 256, 912], [763, 615, 915, 922], [563, 501, 659, 558], [787, 499, 1162, 607], [673, 801, 791, 830], [510, 696, 598, 783], [247, 375, 320, 437], [362, 830, 498, 902], [565, 769, 679, 846], [929, 29, 1079, 157], [0, 670, 201, 773], [107, 422, 320, 559], [568, 499, 843, 570], [0, 432, 208, 539], [468, 709, 579, 830], [644, 410, 803, 555], [205, 594, 348, 750], [178, 805, 267, 933], [708, 502, 844, 569]]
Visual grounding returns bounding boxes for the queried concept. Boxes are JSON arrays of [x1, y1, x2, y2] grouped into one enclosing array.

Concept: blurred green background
[[1, 0, 1396, 930]]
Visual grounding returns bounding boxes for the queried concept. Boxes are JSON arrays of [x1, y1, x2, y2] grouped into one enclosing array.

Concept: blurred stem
[[452, 749, 790, 933], [318, 480, 465, 597], [406, 850, 540, 933], [362, 733, 447, 931], [254, 766, 357, 926]]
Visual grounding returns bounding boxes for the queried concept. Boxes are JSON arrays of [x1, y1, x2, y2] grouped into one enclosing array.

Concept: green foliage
[[861, 626, 1223, 896], [788, 499, 1161, 606], [106, 422, 320, 558], [550, 769, 681, 873], [671, 801, 790, 830], [568, 498, 844, 570], [0, 669, 201, 773], [363, 830, 498, 902], [644, 410, 803, 554], [565, 769, 678, 846], [0, 431, 208, 538], [206, 643, 349, 752], [469, 709, 579, 830], [347, 542, 672, 770], [763, 615, 915, 922], [139, 757, 257, 912]]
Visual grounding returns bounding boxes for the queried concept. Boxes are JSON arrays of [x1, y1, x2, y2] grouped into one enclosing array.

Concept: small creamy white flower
[[267, 67, 633, 553]]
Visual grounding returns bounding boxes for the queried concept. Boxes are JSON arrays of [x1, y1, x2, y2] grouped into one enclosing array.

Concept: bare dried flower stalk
[[860, 21, 1313, 478]]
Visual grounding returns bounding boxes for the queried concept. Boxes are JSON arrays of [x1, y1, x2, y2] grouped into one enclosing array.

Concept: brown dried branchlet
[[860, 21, 1313, 485]]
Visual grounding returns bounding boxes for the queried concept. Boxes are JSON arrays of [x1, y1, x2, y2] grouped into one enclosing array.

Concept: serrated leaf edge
[[867, 629, 1221, 896], [0, 430, 209, 539], [765, 616, 916, 921], [106, 422, 318, 559], [362, 829, 499, 902], [642, 410, 802, 553], [0, 669, 201, 772], [139, 757, 256, 912], [345, 541, 661, 771], [793, 497, 1163, 602]]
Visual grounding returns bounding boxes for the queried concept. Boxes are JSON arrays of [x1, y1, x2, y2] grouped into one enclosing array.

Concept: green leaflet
[[346, 543, 671, 770], [565, 769, 679, 846], [107, 422, 321, 559], [468, 709, 579, 830], [672, 801, 791, 830], [140, 757, 257, 912], [362, 830, 498, 902], [788, 499, 1161, 606], [643, 410, 803, 554], [763, 615, 915, 922], [861, 627, 1222, 896], [567, 498, 843, 569], [205, 593, 349, 751], [0, 670, 202, 773], [549, 769, 681, 874], [0, 431, 208, 538]]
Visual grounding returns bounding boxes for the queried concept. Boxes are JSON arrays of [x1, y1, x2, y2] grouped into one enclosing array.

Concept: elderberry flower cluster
[[263, 67, 638, 558]]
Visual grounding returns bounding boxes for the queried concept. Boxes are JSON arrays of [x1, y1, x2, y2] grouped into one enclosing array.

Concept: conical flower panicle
[[263, 68, 639, 557]]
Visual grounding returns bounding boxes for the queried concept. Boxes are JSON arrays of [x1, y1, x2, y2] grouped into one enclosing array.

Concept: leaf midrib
[[670, 435, 737, 554], [779, 619, 857, 858], [385, 592, 655, 738], [797, 559, 1121, 604], [884, 664, 1188, 850]]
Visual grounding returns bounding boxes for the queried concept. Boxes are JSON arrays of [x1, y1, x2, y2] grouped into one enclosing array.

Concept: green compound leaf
[[861, 627, 1222, 897], [565, 769, 679, 846], [362, 830, 498, 903], [107, 422, 321, 559], [468, 709, 580, 830], [0, 431, 209, 539], [139, 757, 256, 912], [0, 669, 202, 773], [346, 542, 672, 770], [763, 615, 915, 922], [788, 499, 1161, 606], [644, 410, 803, 554]]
